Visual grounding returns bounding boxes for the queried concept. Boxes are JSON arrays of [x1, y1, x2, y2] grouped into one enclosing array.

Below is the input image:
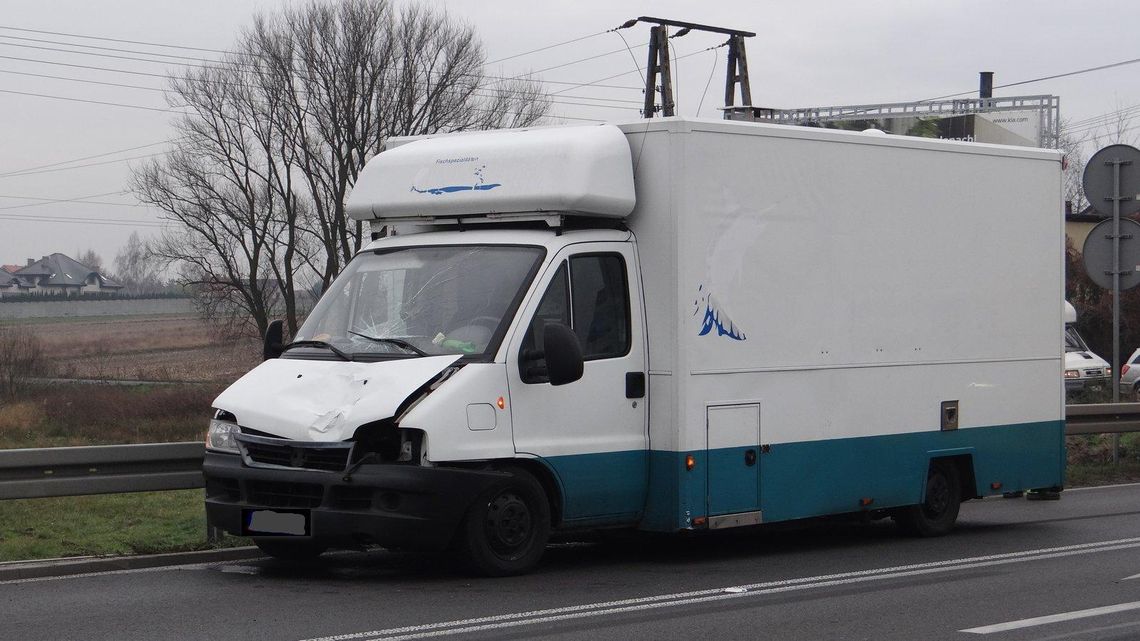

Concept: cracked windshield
[[295, 245, 543, 357]]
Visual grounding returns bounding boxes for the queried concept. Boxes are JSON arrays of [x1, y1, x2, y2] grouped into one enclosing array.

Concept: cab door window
[[520, 253, 630, 383], [570, 254, 630, 360]]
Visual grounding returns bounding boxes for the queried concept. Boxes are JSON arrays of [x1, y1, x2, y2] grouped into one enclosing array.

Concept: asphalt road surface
[[4, 483, 1140, 641]]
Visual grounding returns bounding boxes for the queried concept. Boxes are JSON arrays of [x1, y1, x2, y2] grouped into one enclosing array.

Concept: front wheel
[[894, 461, 961, 537], [454, 467, 551, 576]]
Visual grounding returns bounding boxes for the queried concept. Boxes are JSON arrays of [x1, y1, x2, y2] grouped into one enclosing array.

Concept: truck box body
[[613, 119, 1063, 529], [204, 117, 1065, 572]]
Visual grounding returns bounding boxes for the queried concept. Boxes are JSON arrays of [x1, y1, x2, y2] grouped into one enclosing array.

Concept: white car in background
[[1065, 302, 1110, 400], [1119, 348, 1140, 400]]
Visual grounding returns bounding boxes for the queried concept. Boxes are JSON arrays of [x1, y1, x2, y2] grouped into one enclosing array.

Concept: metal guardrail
[[1064, 403, 1140, 435], [0, 404, 1138, 502], [0, 442, 204, 500]]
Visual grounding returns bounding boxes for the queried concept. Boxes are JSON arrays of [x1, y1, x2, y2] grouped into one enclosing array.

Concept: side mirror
[[543, 322, 583, 386], [263, 319, 285, 360]]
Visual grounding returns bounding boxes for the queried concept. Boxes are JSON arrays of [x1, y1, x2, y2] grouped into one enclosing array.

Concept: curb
[[0, 546, 265, 581]]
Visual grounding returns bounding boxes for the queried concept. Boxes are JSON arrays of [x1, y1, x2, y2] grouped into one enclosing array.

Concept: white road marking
[[0, 560, 242, 586], [1065, 482, 1140, 492], [300, 537, 1140, 641], [960, 601, 1140, 634]]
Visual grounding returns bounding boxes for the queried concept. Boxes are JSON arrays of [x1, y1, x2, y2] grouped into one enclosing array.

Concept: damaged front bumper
[[203, 451, 506, 551]]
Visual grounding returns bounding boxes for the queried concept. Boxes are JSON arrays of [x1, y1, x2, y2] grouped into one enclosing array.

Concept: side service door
[[507, 242, 648, 524]]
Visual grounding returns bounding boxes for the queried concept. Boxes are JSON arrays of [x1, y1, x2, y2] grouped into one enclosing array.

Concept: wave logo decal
[[693, 285, 746, 341], [411, 164, 501, 196]]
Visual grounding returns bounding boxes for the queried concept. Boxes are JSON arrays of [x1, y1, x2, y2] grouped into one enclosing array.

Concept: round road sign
[[1083, 144, 1140, 218], [1082, 217, 1140, 291]]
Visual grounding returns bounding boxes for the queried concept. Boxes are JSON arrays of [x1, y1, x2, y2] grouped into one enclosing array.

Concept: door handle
[[625, 372, 645, 399]]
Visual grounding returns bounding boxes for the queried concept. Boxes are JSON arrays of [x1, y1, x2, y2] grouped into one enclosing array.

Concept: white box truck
[[203, 117, 1066, 575]]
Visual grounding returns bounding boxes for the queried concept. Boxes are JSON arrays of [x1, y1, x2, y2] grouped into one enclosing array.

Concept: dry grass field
[[13, 314, 261, 382], [0, 313, 261, 447]]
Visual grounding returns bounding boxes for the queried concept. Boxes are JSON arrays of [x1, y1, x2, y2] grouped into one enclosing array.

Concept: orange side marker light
[[496, 396, 506, 410], [685, 454, 696, 471]]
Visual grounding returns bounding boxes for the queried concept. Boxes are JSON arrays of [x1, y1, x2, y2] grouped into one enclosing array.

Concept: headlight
[[1064, 370, 1080, 379], [206, 417, 241, 453]]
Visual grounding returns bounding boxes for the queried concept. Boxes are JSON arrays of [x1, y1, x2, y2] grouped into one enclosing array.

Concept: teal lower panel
[[539, 450, 647, 523], [641, 420, 1066, 531], [536, 421, 1065, 533]]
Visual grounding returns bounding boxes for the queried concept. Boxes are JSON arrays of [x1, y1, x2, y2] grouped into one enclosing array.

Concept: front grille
[[205, 477, 240, 502], [239, 436, 352, 472], [1084, 369, 1105, 378], [331, 486, 374, 510], [247, 480, 324, 508]]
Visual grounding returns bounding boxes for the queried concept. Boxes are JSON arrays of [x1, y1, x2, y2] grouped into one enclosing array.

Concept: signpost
[[1081, 144, 1140, 462]]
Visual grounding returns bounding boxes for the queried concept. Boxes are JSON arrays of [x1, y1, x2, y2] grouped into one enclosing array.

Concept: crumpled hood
[[213, 355, 462, 441]]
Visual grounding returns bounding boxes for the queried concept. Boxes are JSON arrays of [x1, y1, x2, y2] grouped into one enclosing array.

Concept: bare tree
[[1057, 118, 1089, 213], [114, 231, 165, 294], [133, 0, 550, 337], [1063, 102, 1140, 214], [75, 249, 106, 274]]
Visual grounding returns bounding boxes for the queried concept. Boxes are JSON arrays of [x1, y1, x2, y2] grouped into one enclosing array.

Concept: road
[[3, 483, 1140, 641]]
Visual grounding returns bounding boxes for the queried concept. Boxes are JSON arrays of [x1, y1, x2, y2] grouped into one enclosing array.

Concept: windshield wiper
[[348, 330, 428, 356], [281, 340, 352, 361]]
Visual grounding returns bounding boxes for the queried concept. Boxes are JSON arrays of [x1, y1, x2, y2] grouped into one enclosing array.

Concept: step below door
[[706, 403, 760, 517]]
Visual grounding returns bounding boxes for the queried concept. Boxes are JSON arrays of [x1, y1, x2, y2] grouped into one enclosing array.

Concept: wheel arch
[[926, 451, 978, 501], [491, 457, 565, 527]]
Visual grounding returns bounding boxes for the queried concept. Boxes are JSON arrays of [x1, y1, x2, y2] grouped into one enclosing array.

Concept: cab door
[[506, 241, 648, 524]]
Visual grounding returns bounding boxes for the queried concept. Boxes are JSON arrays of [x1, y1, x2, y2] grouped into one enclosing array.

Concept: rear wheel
[[894, 461, 961, 537], [454, 466, 550, 576], [254, 539, 327, 561]]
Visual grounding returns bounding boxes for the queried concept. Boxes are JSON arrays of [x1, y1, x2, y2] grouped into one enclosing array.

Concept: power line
[[484, 31, 608, 66], [0, 214, 168, 228], [0, 192, 145, 211], [1, 64, 640, 112], [0, 24, 244, 57], [922, 55, 1140, 102], [0, 23, 644, 92], [551, 42, 723, 97], [0, 140, 176, 177], [0, 34, 229, 66], [0, 152, 167, 179], [0, 88, 183, 113], [0, 67, 169, 93]]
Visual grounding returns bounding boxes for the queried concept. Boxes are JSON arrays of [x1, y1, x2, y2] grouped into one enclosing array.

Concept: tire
[[894, 461, 961, 537], [454, 466, 551, 576], [254, 538, 327, 561]]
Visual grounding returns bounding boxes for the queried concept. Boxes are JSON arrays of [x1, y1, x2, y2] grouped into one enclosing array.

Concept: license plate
[[242, 509, 310, 536]]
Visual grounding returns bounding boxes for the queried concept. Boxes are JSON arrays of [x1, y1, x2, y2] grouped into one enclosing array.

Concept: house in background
[[0, 264, 34, 298], [2, 253, 122, 297]]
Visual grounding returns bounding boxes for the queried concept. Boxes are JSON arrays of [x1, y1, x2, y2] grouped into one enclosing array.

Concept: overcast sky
[[1, 0, 1137, 271]]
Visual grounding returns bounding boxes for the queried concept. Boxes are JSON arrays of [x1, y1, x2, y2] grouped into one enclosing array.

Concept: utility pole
[[643, 24, 675, 118], [632, 17, 755, 120], [724, 34, 752, 111]]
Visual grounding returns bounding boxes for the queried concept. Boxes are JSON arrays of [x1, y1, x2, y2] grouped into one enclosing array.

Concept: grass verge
[[1066, 461, 1140, 488], [0, 489, 243, 563]]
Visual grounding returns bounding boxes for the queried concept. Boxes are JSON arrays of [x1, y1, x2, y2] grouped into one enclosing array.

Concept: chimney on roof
[[979, 71, 994, 100], [26, 258, 33, 266]]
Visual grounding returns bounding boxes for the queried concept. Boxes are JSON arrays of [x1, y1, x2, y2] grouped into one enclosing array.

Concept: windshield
[[1064, 325, 1089, 353], [294, 245, 544, 359]]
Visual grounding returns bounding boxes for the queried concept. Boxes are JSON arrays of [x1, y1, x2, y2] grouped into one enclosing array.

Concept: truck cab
[[204, 126, 645, 575]]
